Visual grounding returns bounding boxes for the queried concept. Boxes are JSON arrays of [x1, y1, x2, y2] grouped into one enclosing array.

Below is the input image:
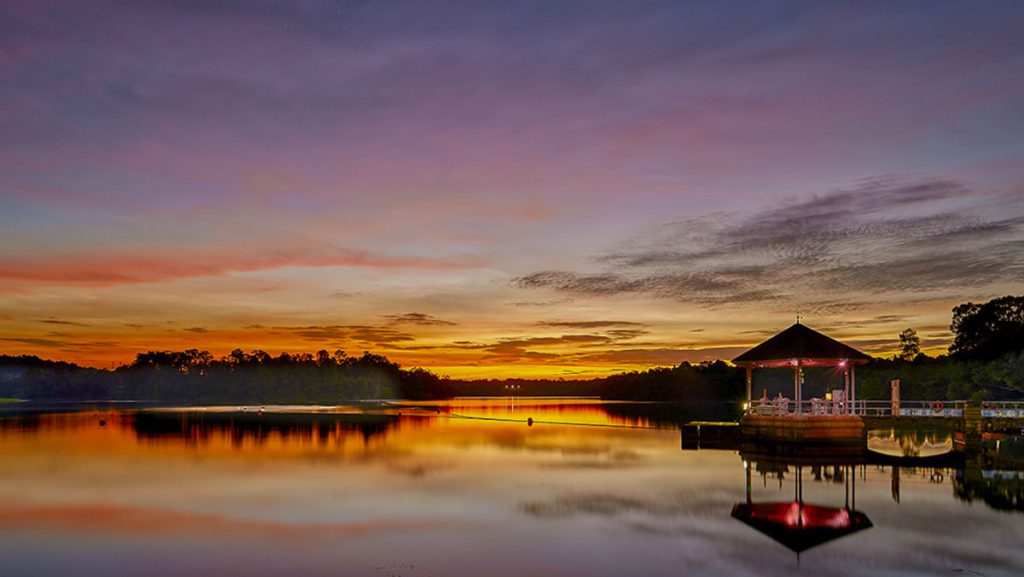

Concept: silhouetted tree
[[898, 328, 921, 361], [950, 296, 1024, 360]]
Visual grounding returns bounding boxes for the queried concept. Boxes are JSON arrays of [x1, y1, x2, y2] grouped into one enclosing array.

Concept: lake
[[1, 400, 1022, 576]]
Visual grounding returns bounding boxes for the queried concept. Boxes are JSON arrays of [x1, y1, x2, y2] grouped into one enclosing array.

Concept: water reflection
[[733, 462, 873, 554], [134, 411, 408, 447], [954, 435, 1024, 512], [0, 402, 1022, 576], [867, 427, 954, 458]]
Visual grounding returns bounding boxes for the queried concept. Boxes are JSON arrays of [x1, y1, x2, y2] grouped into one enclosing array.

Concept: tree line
[[0, 349, 449, 403], [856, 295, 1024, 402], [0, 295, 1021, 405]]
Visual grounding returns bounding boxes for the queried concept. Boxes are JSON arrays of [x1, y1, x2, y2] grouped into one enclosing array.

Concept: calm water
[[1, 400, 1022, 577]]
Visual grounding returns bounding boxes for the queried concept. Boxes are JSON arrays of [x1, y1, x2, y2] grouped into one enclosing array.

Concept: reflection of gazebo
[[731, 462, 872, 555], [733, 322, 872, 415]]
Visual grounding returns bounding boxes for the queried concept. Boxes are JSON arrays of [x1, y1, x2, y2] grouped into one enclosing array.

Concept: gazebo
[[733, 322, 872, 416]]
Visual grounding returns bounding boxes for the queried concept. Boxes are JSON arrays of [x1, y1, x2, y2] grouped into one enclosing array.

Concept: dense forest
[[0, 349, 450, 404], [1, 295, 1021, 405]]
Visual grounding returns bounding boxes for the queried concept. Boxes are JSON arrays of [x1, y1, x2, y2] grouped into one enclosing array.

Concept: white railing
[[746, 399, 967, 417], [981, 401, 1024, 418], [861, 400, 966, 418]]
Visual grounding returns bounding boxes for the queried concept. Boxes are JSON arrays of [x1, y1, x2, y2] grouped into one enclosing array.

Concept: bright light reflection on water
[[0, 401, 1022, 577]]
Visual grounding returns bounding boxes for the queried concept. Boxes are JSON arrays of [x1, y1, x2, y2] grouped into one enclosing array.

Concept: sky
[[1, 0, 1023, 378]]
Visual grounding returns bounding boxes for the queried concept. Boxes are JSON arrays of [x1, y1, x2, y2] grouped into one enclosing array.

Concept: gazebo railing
[[746, 399, 968, 417]]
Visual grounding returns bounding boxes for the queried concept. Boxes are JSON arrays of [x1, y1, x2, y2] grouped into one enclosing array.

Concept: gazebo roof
[[732, 323, 871, 366]]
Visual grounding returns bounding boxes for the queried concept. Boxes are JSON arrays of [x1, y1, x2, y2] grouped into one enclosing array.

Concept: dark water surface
[[1, 400, 1022, 576]]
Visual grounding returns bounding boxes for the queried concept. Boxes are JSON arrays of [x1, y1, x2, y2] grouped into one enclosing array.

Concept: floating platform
[[739, 414, 865, 445]]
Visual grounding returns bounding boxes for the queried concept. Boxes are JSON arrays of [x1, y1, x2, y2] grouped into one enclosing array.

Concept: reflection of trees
[[0, 412, 42, 432], [131, 411, 413, 449], [954, 436, 1024, 512], [954, 472, 1024, 512], [603, 402, 736, 428]]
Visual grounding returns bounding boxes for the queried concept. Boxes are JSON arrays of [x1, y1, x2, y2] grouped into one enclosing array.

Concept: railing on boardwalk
[[746, 398, 970, 417]]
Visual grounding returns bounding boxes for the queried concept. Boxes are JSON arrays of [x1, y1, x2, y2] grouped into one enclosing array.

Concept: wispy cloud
[[384, 313, 456, 326], [39, 318, 91, 327], [537, 320, 646, 329], [570, 347, 747, 366], [468, 335, 615, 362], [282, 325, 416, 346], [0, 337, 67, 348], [0, 336, 118, 350], [516, 177, 1024, 310]]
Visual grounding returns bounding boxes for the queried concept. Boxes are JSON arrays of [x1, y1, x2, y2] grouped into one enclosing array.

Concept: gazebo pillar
[[850, 365, 857, 416], [843, 368, 850, 415], [793, 362, 801, 415], [745, 366, 752, 404]]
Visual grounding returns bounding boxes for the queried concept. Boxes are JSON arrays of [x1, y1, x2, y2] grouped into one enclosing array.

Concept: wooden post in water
[[891, 379, 900, 417], [891, 465, 900, 504]]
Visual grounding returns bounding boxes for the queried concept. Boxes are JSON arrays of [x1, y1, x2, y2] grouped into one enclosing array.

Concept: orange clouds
[[0, 248, 483, 287]]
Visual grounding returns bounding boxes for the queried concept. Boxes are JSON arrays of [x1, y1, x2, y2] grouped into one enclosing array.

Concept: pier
[[683, 400, 1024, 452]]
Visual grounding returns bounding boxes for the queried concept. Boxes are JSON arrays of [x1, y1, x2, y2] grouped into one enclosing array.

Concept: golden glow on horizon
[[0, 317, 953, 379], [0, 272, 961, 379]]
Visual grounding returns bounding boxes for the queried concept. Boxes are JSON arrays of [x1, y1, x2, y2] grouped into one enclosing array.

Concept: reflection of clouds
[[0, 502, 467, 539], [523, 494, 654, 518], [538, 449, 644, 470], [387, 459, 456, 478], [538, 461, 627, 470], [521, 489, 734, 521]]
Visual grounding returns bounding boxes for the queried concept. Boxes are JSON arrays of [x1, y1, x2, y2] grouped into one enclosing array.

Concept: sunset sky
[[2, 1, 1023, 378]]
